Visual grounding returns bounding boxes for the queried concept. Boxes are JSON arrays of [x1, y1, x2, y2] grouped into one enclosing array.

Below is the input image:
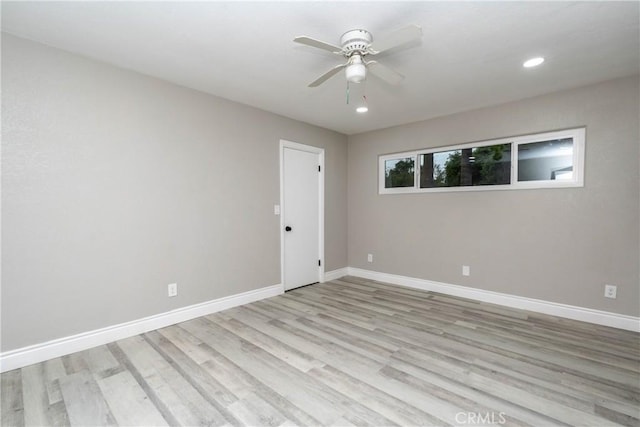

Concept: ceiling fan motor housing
[[340, 29, 373, 56]]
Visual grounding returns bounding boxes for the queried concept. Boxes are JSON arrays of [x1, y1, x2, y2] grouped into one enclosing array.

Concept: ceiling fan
[[293, 25, 422, 87]]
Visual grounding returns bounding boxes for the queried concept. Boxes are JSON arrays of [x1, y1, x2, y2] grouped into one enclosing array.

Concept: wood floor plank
[[43, 358, 67, 406], [58, 370, 117, 426], [143, 330, 241, 424], [216, 317, 326, 373], [3, 277, 639, 426], [21, 363, 50, 427], [226, 392, 287, 427], [1, 369, 25, 427], [81, 345, 120, 377], [386, 353, 560, 426], [96, 370, 169, 426], [229, 307, 385, 378], [46, 400, 70, 427], [113, 336, 228, 426], [195, 314, 406, 427], [185, 334, 325, 427], [307, 364, 442, 426], [156, 324, 210, 364], [444, 324, 639, 389], [61, 353, 89, 376], [180, 316, 344, 425]]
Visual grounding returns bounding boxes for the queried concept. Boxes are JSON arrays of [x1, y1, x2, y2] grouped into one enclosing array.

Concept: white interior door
[[281, 142, 323, 291]]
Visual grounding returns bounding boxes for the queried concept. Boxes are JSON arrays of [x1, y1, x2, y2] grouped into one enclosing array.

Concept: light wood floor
[[2, 276, 639, 426]]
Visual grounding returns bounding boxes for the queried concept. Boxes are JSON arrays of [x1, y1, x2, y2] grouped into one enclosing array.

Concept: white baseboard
[[347, 267, 640, 333], [323, 267, 348, 282], [0, 283, 283, 373]]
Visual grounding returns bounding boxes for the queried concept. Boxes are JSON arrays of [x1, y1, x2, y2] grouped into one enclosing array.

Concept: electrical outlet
[[168, 283, 178, 297], [604, 284, 617, 299], [367, 253, 373, 263], [462, 265, 470, 276], [274, 204, 280, 215]]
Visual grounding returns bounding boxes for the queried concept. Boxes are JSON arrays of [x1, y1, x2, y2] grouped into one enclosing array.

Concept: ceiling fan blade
[[308, 63, 348, 87], [294, 36, 342, 53], [366, 61, 405, 85], [369, 24, 422, 54]]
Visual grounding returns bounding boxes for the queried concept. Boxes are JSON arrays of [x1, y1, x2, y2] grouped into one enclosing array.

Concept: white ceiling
[[2, 1, 639, 135]]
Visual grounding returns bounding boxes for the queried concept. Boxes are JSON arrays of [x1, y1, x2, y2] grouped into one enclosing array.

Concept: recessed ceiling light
[[356, 106, 368, 113], [523, 57, 545, 68]]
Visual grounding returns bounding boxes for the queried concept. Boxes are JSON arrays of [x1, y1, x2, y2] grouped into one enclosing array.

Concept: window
[[384, 156, 415, 188], [379, 127, 585, 194], [517, 138, 574, 182], [419, 143, 511, 188]]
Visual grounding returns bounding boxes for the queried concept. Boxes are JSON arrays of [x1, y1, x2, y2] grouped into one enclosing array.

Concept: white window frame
[[378, 151, 420, 194], [511, 128, 585, 189], [378, 127, 585, 195]]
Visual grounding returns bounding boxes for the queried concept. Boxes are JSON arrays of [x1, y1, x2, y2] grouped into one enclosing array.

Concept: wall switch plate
[[367, 254, 373, 263], [462, 265, 470, 276], [604, 284, 617, 299], [274, 204, 280, 215], [168, 283, 178, 297]]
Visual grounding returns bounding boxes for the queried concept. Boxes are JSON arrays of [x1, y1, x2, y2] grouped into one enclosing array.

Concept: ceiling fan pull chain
[[346, 81, 350, 104]]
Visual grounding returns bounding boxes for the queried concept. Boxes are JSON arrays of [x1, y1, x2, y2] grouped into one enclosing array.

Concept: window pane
[[518, 138, 573, 182], [385, 157, 414, 188], [420, 144, 511, 188]]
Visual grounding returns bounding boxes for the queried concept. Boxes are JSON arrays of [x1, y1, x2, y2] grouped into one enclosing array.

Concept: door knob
[[285, 226, 292, 232]]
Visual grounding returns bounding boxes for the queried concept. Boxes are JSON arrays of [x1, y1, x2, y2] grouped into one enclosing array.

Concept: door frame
[[279, 139, 325, 289]]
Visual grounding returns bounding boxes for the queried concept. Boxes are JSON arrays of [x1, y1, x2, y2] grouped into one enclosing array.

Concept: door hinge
[[318, 259, 321, 266], [318, 165, 321, 172]]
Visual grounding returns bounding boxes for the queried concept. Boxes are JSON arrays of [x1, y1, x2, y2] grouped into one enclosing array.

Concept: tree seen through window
[[420, 144, 511, 188], [385, 158, 415, 188]]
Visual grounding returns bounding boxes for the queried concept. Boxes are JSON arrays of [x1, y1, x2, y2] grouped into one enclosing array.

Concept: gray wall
[[1, 35, 348, 351], [348, 75, 640, 317], [3, 34, 638, 354]]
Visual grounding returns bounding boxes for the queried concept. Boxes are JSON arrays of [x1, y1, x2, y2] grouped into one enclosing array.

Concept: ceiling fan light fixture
[[346, 55, 366, 83], [523, 57, 545, 68], [356, 95, 369, 113]]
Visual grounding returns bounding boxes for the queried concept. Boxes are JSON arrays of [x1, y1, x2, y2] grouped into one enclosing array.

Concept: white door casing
[[280, 140, 324, 291]]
